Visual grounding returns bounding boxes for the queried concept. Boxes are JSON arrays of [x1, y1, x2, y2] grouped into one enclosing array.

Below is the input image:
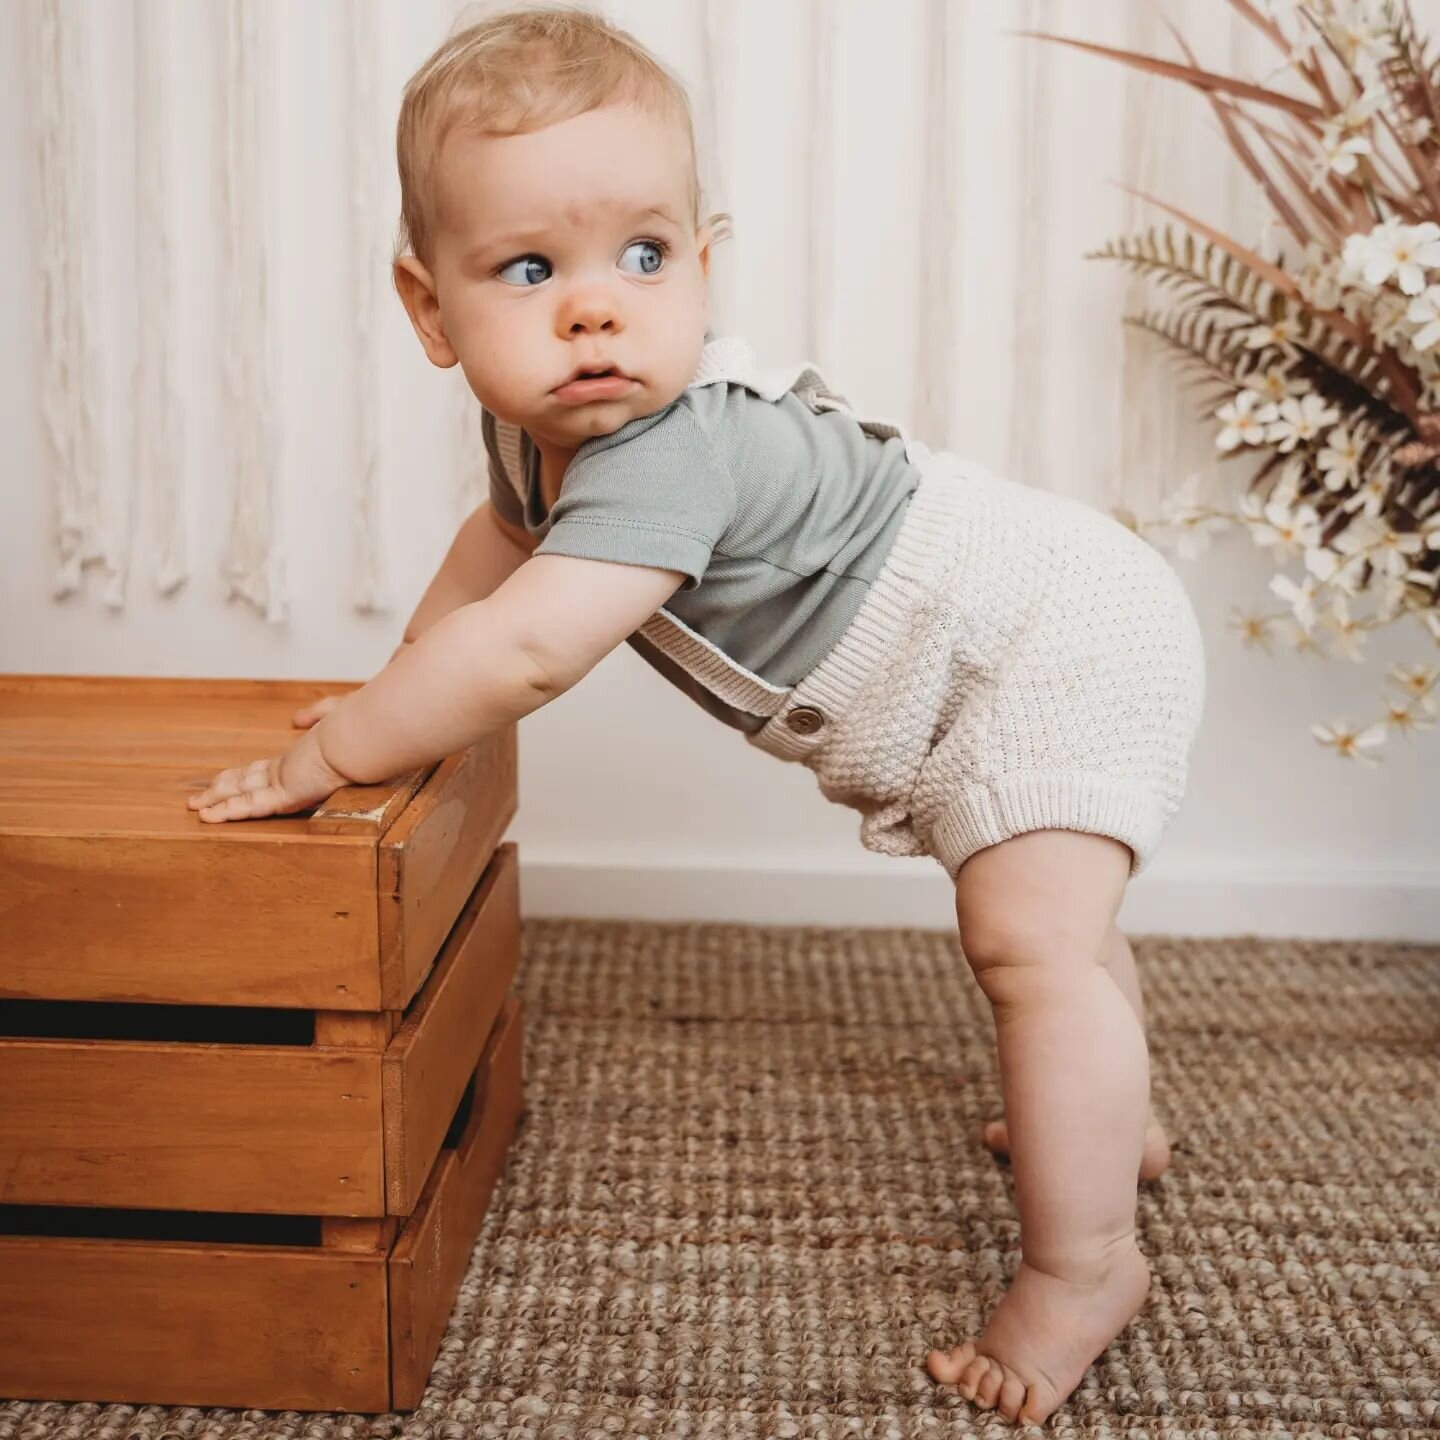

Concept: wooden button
[[785, 706, 825, 735]]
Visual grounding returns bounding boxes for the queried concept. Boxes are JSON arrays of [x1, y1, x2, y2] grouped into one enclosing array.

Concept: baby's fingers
[[188, 765, 245, 812], [187, 760, 274, 821], [194, 786, 287, 823]]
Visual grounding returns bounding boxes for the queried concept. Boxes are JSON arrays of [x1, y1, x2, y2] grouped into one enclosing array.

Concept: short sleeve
[[535, 400, 736, 591], [480, 408, 526, 528]]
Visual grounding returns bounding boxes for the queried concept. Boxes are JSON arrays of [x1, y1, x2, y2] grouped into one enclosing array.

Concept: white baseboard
[[517, 854, 1440, 943]]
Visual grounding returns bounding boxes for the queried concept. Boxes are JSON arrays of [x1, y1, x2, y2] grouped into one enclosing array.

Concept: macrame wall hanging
[[914, 0, 965, 455], [346, 0, 391, 614], [31, 0, 123, 608], [217, 3, 286, 623], [134, 0, 187, 598], [804, 0, 838, 370], [1006, 0, 1055, 494]]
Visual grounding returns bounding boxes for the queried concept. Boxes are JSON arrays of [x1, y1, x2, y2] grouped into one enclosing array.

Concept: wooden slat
[[383, 844, 520, 1214], [1, 832, 380, 1008], [0, 1234, 390, 1411], [310, 768, 430, 835], [322, 1216, 400, 1252], [0, 673, 356, 704], [379, 727, 518, 1010], [315, 1011, 397, 1048], [0, 1041, 385, 1215], [390, 995, 524, 1409]]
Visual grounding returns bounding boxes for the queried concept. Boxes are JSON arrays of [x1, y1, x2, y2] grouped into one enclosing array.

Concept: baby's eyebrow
[[482, 203, 682, 254]]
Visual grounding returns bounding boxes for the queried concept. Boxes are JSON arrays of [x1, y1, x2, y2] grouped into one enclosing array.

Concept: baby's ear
[[393, 256, 458, 368]]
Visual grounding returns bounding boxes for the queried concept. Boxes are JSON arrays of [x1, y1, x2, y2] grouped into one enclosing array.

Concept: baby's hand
[[292, 643, 409, 729], [187, 726, 353, 823]]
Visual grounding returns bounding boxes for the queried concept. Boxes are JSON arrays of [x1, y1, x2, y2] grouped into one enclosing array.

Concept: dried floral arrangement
[[1036, 0, 1439, 764]]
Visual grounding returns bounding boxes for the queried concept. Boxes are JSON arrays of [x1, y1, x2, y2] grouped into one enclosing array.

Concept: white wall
[[2, 1, 1436, 941]]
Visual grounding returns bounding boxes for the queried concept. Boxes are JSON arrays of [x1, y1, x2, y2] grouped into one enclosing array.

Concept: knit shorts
[[747, 447, 1207, 880]]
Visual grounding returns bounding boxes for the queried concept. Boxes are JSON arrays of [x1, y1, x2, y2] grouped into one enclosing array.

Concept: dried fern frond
[[1380, 0, 1440, 141], [1092, 226, 1278, 319], [1124, 308, 1255, 393]]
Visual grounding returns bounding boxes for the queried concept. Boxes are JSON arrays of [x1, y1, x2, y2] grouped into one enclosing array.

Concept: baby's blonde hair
[[395, 1, 732, 269]]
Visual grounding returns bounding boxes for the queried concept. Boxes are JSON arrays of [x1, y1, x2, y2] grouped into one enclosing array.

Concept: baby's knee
[[957, 915, 1106, 1008]]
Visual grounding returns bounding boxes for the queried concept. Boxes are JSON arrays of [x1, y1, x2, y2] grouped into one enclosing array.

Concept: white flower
[[1388, 662, 1439, 716], [1271, 570, 1321, 630], [1242, 308, 1302, 352], [1294, 242, 1345, 311], [1373, 525, 1427, 578], [1283, 617, 1324, 655], [1311, 717, 1389, 764], [1340, 466, 1392, 518], [1382, 697, 1436, 733], [1174, 517, 1232, 560], [1406, 286, 1440, 350], [1249, 498, 1324, 558], [1254, 363, 1308, 403], [1215, 390, 1279, 450], [1371, 291, 1413, 346], [1326, 3, 1399, 67], [1342, 220, 1440, 296], [1316, 424, 1363, 489], [1320, 594, 1368, 661], [1377, 572, 1412, 621], [1335, 86, 1387, 131], [1267, 393, 1341, 451], [1335, 511, 1388, 556], [1228, 604, 1278, 654], [1312, 125, 1371, 183]]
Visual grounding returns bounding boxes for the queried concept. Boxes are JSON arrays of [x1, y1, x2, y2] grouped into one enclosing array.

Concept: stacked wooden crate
[[0, 675, 525, 1412]]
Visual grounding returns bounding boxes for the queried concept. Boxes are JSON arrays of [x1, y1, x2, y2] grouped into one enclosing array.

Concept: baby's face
[[425, 101, 711, 453]]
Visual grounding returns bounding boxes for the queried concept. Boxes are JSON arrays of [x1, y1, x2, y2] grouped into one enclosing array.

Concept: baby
[[189, 4, 1206, 1426]]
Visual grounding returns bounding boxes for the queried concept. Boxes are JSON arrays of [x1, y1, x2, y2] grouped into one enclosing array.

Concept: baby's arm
[[294, 503, 534, 728], [399, 501, 535, 649], [189, 552, 683, 821]]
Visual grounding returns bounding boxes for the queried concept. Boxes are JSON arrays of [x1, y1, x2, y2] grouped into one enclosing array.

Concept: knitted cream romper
[[744, 446, 1208, 880], [496, 338, 1207, 880]]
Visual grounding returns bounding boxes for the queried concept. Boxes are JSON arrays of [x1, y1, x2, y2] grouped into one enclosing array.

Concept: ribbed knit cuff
[[926, 771, 1165, 880]]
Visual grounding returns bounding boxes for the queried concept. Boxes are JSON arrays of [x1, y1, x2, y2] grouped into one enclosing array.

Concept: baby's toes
[[958, 1354, 991, 1402], [973, 1360, 1005, 1410], [997, 1370, 1028, 1423], [925, 1341, 974, 1385]]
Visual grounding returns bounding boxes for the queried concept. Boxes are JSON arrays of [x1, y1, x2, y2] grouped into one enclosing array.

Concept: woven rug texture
[[2, 920, 1437, 1440]]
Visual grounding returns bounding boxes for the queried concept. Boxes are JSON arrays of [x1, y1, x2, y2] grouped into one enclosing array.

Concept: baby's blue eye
[[497, 255, 551, 287], [620, 240, 666, 275]]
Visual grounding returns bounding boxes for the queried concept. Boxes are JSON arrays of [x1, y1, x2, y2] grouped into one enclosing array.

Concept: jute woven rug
[[3, 920, 1437, 1439]]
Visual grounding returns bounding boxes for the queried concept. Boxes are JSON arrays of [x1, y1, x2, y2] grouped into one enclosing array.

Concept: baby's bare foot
[[926, 1240, 1150, 1425], [980, 1112, 1172, 1181]]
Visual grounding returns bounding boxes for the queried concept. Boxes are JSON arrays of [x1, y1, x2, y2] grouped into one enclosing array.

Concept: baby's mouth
[[552, 368, 637, 403]]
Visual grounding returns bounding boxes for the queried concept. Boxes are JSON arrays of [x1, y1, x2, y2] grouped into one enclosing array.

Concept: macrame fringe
[[218, 3, 286, 624], [135, 0, 188, 599], [33, 0, 120, 606], [347, 0, 389, 614]]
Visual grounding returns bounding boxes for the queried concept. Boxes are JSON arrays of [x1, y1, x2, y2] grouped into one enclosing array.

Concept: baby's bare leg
[[926, 831, 1150, 1425], [981, 923, 1172, 1180]]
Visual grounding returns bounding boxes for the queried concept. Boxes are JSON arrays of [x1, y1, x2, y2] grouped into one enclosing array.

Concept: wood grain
[[379, 728, 518, 1009], [390, 994, 524, 1408], [0, 1234, 391, 1411], [2, 832, 380, 1008], [0, 1041, 385, 1214], [1, 676, 517, 1011], [382, 844, 520, 1213]]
